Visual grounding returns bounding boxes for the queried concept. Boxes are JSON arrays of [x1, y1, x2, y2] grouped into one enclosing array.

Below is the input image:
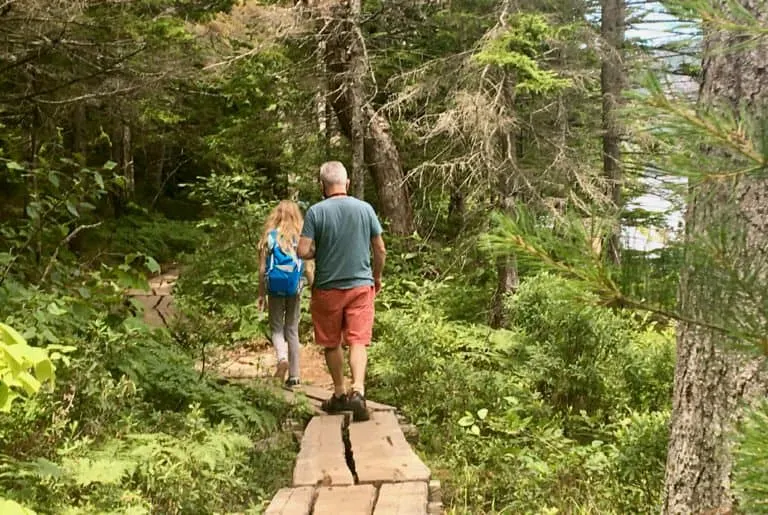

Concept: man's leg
[[324, 346, 346, 397], [310, 289, 347, 408], [348, 344, 367, 396], [343, 286, 375, 421]]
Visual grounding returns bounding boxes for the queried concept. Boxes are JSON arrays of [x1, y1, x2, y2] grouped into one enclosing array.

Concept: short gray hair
[[319, 161, 348, 186]]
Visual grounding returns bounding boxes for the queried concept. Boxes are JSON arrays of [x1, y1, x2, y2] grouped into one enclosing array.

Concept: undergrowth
[[1, 200, 305, 513], [370, 270, 674, 514]]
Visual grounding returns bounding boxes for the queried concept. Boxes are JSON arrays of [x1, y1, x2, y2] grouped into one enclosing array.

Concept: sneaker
[[284, 377, 301, 389], [274, 360, 288, 381], [321, 393, 348, 414], [347, 391, 370, 422]]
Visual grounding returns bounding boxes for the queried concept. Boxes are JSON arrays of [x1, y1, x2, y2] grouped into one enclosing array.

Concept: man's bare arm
[[371, 235, 386, 286], [298, 236, 315, 260]]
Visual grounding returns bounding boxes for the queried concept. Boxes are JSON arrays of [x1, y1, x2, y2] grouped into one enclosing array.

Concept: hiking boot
[[347, 391, 370, 422], [274, 360, 288, 381], [321, 393, 348, 414], [284, 377, 301, 389]]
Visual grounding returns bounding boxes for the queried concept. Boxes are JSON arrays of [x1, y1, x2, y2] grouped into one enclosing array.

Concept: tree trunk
[[72, 102, 87, 157], [348, 0, 365, 200], [489, 74, 520, 329], [663, 2, 768, 513], [111, 120, 134, 216], [322, 4, 415, 235], [600, 0, 624, 265], [489, 171, 520, 327], [150, 140, 165, 199]]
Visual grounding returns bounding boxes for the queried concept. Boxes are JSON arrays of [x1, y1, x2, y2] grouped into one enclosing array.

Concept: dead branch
[[39, 222, 102, 284]]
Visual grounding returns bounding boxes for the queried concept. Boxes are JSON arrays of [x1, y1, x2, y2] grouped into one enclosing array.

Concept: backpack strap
[[265, 229, 278, 273], [267, 229, 278, 251]]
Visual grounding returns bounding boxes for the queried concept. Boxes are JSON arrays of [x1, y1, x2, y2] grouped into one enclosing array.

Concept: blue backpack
[[265, 230, 303, 297]]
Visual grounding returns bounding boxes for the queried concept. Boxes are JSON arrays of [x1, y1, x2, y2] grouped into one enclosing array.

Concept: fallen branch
[[39, 222, 102, 284]]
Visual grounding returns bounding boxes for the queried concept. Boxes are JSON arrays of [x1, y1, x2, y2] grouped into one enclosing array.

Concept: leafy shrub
[[505, 273, 636, 418], [505, 273, 675, 425], [608, 410, 669, 513], [113, 337, 287, 434], [733, 402, 768, 514], [4, 407, 297, 514], [82, 213, 203, 266], [369, 272, 673, 514]]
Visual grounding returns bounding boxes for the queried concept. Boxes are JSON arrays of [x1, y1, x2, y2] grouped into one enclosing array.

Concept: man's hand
[[371, 235, 386, 296], [258, 295, 267, 312]]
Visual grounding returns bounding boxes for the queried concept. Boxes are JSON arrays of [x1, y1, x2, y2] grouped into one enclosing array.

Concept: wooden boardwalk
[[267, 386, 442, 515]]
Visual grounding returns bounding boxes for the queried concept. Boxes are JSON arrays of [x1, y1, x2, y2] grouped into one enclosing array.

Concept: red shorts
[[310, 285, 375, 347]]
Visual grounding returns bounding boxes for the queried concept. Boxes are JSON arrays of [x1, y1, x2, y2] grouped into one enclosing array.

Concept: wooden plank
[[300, 384, 397, 412], [265, 487, 315, 515], [313, 485, 377, 515], [349, 411, 431, 484], [374, 482, 428, 515], [293, 415, 354, 487]]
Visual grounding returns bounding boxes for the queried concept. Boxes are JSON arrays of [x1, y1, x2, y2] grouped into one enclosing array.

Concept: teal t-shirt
[[301, 196, 383, 290]]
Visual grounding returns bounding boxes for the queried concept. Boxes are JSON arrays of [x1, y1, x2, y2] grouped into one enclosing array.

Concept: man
[[297, 161, 386, 422]]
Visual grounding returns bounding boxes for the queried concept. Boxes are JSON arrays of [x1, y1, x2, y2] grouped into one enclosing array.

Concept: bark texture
[[600, 0, 624, 264], [489, 75, 520, 329], [348, 0, 365, 200], [322, 3, 415, 235], [663, 2, 768, 513]]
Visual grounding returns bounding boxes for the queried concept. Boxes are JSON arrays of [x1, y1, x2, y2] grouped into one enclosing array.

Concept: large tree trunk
[[348, 0, 365, 200], [600, 0, 624, 265], [322, 4, 415, 235], [663, 3, 768, 513]]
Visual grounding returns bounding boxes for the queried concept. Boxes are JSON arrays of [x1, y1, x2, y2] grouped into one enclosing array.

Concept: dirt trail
[[127, 269, 333, 387]]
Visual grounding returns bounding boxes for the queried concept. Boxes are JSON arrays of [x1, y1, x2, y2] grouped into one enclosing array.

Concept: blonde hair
[[260, 200, 303, 255]]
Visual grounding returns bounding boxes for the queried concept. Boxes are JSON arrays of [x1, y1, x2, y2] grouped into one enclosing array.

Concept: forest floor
[[129, 269, 335, 387], [205, 339, 332, 386]]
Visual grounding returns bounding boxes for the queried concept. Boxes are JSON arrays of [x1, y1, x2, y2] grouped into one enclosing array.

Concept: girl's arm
[[258, 244, 267, 302]]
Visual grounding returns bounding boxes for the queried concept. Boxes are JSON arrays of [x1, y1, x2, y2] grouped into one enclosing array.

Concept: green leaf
[[470, 424, 481, 436], [48, 171, 60, 188], [0, 383, 16, 412], [0, 497, 37, 514], [47, 303, 67, 316], [6, 161, 24, 171], [28, 458, 64, 479], [25, 204, 39, 220], [477, 408, 489, 420], [0, 322, 27, 346], [458, 413, 474, 427], [93, 172, 105, 189], [145, 256, 161, 274], [34, 359, 55, 383], [65, 201, 79, 218], [103, 160, 118, 171], [16, 371, 41, 396]]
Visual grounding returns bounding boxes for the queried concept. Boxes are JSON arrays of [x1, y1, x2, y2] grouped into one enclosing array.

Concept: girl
[[258, 200, 313, 387]]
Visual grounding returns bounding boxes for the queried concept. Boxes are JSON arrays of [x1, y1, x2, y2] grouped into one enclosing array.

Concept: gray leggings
[[268, 295, 301, 378]]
